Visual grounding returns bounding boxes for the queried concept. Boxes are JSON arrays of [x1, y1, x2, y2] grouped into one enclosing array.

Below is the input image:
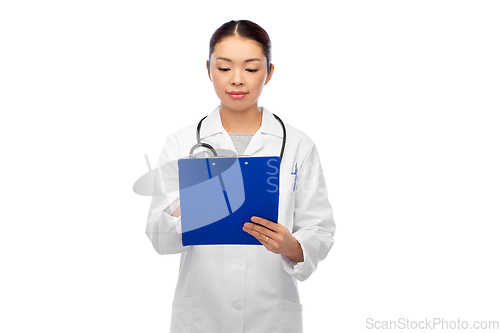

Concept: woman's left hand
[[243, 216, 304, 263]]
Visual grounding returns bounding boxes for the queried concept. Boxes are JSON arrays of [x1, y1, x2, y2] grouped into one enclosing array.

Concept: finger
[[256, 233, 275, 250], [243, 224, 275, 248], [251, 216, 279, 232], [244, 222, 274, 240], [260, 238, 274, 251]]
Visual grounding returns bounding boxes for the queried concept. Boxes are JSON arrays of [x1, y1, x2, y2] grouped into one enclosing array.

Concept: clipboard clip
[[291, 162, 298, 192]]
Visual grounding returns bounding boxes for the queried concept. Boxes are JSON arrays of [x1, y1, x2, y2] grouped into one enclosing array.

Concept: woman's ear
[[264, 63, 274, 85], [206, 60, 212, 81]]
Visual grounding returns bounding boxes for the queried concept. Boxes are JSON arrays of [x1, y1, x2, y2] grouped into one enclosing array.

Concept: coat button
[[233, 302, 243, 311]]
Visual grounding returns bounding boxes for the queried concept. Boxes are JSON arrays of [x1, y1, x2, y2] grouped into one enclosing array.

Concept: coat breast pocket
[[282, 173, 298, 196], [278, 174, 298, 230], [287, 173, 298, 206], [170, 297, 192, 333], [278, 298, 303, 333]]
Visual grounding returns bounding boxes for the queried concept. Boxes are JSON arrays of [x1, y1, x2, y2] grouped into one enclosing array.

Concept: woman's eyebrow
[[216, 57, 261, 63]]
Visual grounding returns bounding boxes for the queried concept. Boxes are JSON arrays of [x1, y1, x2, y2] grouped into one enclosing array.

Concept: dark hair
[[208, 20, 272, 73]]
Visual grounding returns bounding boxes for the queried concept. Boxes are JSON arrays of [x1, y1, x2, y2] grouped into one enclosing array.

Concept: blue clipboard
[[178, 156, 281, 246]]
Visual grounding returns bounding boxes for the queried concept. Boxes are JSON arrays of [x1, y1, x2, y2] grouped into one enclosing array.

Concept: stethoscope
[[189, 113, 287, 163]]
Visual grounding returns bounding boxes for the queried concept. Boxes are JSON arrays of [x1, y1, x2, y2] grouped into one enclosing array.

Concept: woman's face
[[207, 36, 274, 112]]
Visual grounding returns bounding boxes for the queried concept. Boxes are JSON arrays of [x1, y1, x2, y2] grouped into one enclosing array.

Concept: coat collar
[[199, 105, 283, 140], [198, 105, 284, 156]]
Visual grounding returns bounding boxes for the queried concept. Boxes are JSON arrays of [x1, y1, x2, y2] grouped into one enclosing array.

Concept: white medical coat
[[146, 105, 336, 333]]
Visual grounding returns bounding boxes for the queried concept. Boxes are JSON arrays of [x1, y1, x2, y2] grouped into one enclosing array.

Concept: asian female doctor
[[145, 19, 336, 333]]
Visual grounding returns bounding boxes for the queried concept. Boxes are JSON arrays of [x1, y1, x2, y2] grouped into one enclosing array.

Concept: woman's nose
[[231, 69, 244, 85]]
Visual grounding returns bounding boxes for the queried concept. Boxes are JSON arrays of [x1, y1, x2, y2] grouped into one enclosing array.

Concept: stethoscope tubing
[[190, 113, 286, 162]]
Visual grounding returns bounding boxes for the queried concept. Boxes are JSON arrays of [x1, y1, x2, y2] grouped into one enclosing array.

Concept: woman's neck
[[220, 104, 262, 133]]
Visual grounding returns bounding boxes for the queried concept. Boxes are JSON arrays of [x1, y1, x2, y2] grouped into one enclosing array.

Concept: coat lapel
[[242, 130, 263, 156]]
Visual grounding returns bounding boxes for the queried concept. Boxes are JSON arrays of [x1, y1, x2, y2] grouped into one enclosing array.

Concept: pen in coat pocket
[[291, 162, 298, 192]]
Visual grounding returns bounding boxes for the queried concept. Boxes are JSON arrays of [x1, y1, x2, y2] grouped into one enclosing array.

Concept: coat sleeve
[[280, 143, 336, 281], [145, 133, 189, 254]]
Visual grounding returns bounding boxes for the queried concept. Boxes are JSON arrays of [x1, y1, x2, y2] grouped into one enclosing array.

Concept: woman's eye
[[217, 68, 258, 73]]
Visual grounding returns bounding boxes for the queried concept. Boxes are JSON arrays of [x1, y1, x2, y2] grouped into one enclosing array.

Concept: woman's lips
[[228, 92, 248, 99]]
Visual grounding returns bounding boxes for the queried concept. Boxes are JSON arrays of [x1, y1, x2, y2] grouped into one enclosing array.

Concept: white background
[[1, 0, 499, 332]]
